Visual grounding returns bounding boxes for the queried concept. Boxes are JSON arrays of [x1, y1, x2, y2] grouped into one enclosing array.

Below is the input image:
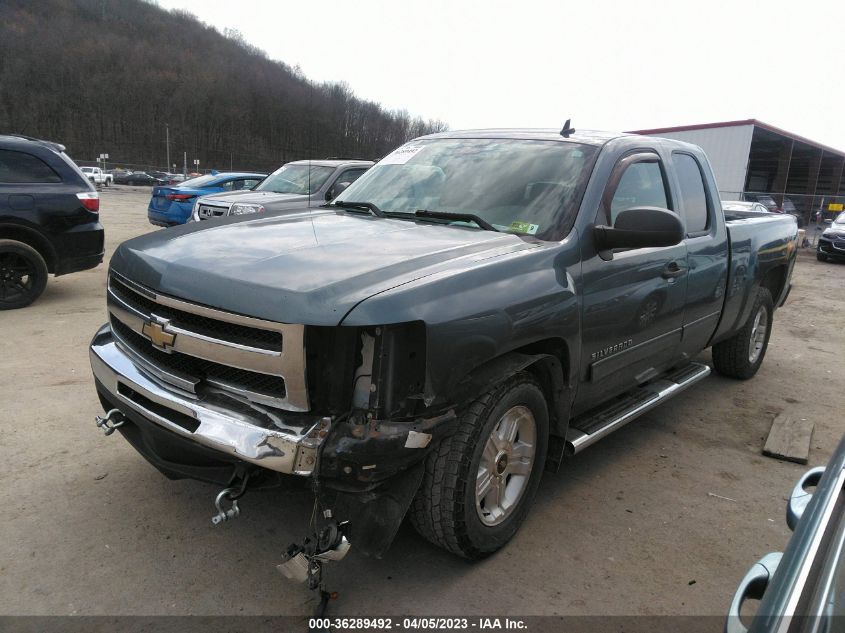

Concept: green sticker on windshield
[[509, 221, 539, 235]]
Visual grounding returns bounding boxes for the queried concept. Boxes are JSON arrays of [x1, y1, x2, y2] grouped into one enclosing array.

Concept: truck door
[[574, 151, 688, 415], [669, 151, 728, 356]]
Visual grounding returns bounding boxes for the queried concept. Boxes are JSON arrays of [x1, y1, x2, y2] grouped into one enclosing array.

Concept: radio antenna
[[307, 80, 313, 209], [560, 119, 575, 138]]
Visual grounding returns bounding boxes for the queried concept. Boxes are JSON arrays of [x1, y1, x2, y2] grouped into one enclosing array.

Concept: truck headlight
[[230, 203, 265, 216]]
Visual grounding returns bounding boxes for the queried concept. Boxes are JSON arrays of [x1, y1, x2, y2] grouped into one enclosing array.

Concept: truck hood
[[110, 212, 537, 325], [199, 190, 314, 208]]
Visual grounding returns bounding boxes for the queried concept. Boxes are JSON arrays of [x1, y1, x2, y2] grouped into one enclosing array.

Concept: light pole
[[165, 124, 170, 174]]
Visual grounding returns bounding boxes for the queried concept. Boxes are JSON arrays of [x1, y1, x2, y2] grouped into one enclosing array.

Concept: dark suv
[[0, 135, 105, 309]]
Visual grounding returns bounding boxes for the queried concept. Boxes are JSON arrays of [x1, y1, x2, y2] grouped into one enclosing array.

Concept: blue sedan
[[147, 172, 266, 226]]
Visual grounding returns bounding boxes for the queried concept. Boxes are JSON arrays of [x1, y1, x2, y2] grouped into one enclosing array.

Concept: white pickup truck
[[80, 166, 113, 187]]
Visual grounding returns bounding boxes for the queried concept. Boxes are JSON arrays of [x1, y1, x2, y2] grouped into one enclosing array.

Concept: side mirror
[[594, 207, 684, 251], [326, 181, 351, 201]]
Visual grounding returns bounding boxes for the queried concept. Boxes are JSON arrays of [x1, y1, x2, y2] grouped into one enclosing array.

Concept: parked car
[[90, 129, 798, 564], [110, 169, 132, 184], [120, 171, 157, 186], [722, 201, 770, 214], [816, 211, 845, 262], [190, 159, 372, 221], [0, 134, 104, 309], [147, 172, 266, 226], [726, 432, 845, 633], [747, 194, 783, 213], [80, 166, 113, 187]]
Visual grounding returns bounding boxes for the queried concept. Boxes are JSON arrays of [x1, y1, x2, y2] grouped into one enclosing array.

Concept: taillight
[[77, 191, 99, 212], [166, 193, 196, 201]]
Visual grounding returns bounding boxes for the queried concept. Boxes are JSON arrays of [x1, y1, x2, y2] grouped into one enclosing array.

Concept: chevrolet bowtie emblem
[[142, 318, 176, 351]]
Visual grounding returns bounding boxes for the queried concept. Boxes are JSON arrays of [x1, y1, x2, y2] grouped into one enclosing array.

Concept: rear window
[[674, 153, 710, 233], [0, 149, 61, 183], [178, 174, 220, 188]]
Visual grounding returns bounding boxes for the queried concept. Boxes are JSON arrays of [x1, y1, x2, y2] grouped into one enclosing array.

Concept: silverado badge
[[142, 317, 176, 351]]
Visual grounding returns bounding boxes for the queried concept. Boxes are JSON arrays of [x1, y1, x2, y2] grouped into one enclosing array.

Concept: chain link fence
[[720, 190, 844, 245]]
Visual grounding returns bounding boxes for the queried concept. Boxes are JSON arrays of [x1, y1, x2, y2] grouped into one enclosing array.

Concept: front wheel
[[0, 239, 48, 310], [712, 287, 773, 379], [410, 372, 549, 559], [817, 252, 828, 262]]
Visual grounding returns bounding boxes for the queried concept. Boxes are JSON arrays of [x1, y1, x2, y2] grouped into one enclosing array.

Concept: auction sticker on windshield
[[509, 220, 539, 235], [379, 144, 426, 165]]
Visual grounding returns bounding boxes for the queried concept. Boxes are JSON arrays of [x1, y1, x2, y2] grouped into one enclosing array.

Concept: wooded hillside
[[0, 0, 447, 171]]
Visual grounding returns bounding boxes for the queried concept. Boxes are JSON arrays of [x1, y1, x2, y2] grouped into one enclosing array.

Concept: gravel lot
[[1, 187, 843, 618]]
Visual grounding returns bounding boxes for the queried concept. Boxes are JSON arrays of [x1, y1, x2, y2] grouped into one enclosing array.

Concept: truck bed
[[712, 213, 798, 344]]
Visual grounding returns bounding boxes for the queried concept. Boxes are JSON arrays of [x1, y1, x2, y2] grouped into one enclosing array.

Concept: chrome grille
[[198, 203, 228, 220], [106, 272, 309, 411], [108, 279, 282, 350]]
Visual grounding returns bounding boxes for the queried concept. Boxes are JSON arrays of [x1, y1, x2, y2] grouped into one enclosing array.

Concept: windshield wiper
[[324, 201, 385, 217], [415, 210, 499, 232]]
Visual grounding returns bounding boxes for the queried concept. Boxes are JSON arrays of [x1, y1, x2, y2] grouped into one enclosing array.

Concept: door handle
[[661, 262, 686, 279], [726, 552, 782, 633]]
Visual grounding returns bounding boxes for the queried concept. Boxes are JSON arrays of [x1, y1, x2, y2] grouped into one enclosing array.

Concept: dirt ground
[[1, 187, 843, 618]]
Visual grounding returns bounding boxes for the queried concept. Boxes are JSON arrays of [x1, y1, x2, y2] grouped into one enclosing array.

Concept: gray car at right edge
[[727, 432, 845, 633]]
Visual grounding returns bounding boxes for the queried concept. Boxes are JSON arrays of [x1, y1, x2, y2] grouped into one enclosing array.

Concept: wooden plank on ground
[[763, 413, 814, 464]]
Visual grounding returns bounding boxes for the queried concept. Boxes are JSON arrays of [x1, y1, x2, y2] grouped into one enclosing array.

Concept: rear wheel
[[410, 372, 548, 559], [712, 287, 773, 379], [0, 239, 48, 310]]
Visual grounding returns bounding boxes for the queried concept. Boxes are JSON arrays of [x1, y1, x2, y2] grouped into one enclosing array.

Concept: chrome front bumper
[[90, 325, 326, 476]]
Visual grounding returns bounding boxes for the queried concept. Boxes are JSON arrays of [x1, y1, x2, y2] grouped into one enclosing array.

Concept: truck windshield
[[336, 138, 597, 239], [255, 164, 335, 195]]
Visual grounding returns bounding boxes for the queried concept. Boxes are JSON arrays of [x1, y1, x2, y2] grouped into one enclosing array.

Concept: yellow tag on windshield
[[509, 221, 539, 235]]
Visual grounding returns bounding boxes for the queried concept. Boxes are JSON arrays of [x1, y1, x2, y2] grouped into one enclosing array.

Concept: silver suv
[[191, 159, 373, 221]]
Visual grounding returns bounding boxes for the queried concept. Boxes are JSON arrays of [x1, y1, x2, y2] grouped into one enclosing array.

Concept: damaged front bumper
[[91, 322, 457, 556], [90, 324, 326, 477]]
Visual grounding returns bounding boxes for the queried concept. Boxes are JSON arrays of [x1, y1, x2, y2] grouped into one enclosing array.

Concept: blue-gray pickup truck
[[90, 128, 798, 563]]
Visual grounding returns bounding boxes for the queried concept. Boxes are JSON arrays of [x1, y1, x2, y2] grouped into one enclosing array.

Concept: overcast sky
[[157, 0, 845, 150]]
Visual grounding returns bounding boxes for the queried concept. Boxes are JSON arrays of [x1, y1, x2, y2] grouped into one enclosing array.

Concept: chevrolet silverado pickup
[[90, 128, 798, 562]]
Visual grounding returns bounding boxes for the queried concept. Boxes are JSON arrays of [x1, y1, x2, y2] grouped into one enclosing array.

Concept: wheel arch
[[759, 264, 788, 307], [0, 224, 57, 273], [455, 337, 572, 439]]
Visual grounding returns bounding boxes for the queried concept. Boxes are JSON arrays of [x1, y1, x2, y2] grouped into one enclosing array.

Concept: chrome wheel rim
[[748, 306, 768, 364], [475, 405, 536, 526]]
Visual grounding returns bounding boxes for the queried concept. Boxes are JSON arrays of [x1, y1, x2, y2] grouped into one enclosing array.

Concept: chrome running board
[[566, 362, 710, 455]]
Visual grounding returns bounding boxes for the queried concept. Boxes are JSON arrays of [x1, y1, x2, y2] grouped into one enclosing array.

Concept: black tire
[[410, 372, 549, 559], [817, 252, 828, 262], [712, 288, 773, 379], [0, 239, 49, 310]]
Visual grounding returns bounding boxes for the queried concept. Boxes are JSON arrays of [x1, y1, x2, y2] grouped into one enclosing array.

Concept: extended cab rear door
[[574, 149, 688, 415], [667, 150, 728, 356]]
